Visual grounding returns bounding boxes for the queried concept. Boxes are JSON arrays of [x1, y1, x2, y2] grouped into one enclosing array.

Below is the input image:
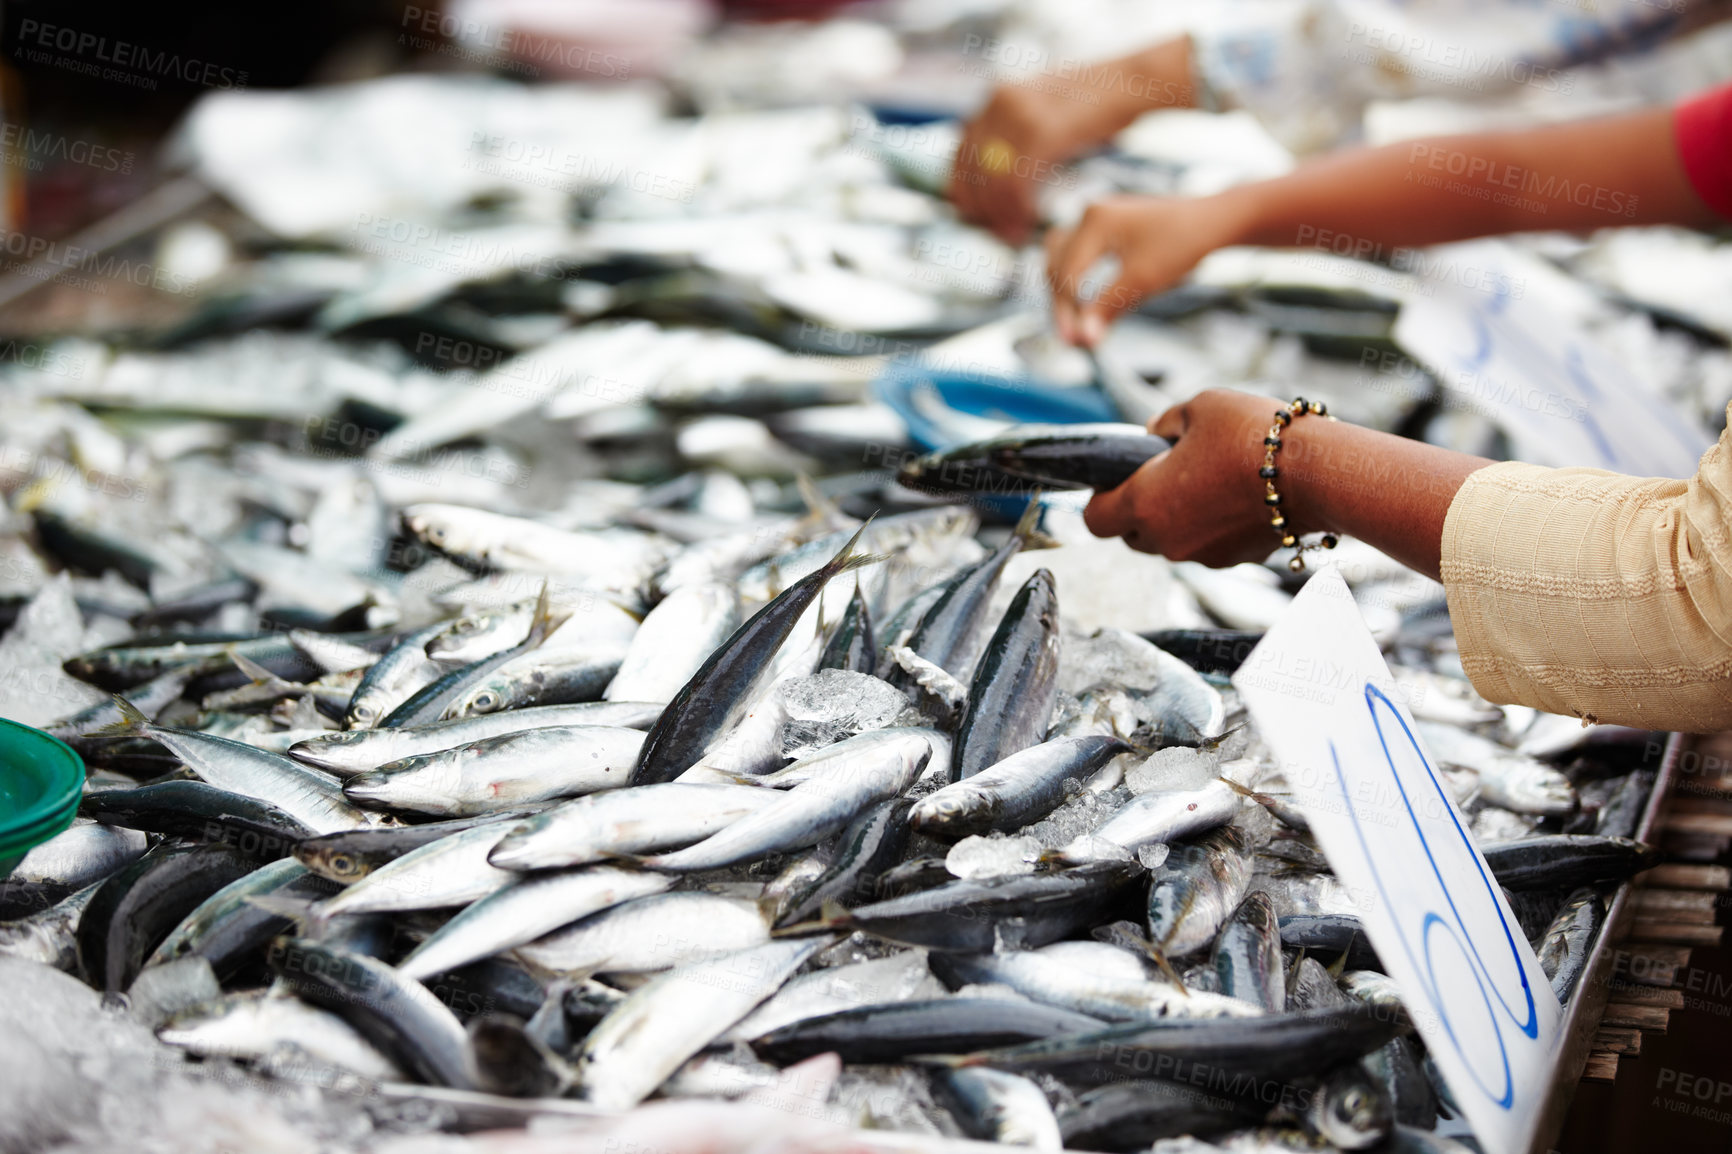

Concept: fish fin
[[770, 913, 849, 938], [795, 473, 843, 523], [1195, 723, 1246, 752], [522, 583, 571, 649], [230, 651, 284, 685], [755, 895, 784, 924], [1144, 944, 1189, 994], [1285, 948, 1306, 1000], [603, 594, 645, 625], [821, 519, 889, 580], [1327, 942, 1352, 979], [1011, 494, 1060, 551], [91, 694, 153, 737], [245, 894, 328, 937]]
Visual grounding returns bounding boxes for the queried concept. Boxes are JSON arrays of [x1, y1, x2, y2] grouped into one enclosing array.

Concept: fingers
[[1082, 447, 1171, 547], [1046, 217, 1112, 346], [1152, 402, 1190, 442]]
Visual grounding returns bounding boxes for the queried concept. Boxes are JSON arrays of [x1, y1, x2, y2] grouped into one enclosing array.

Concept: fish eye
[[429, 526, 446, 543], [474, 693, 498, 711], [332, 854, 354, 874]]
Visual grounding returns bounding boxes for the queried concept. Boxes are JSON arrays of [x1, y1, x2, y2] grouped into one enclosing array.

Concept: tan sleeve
[[1440, 415, 1732, 733]]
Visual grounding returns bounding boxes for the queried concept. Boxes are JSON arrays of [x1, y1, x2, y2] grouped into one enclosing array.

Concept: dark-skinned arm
[[1049, 105, 1719, 344]]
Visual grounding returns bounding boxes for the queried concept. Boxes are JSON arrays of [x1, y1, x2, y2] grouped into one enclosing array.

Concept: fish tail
[[245, 893, 329, 937], [229, 650, 282, 685], [93, 693, 153, 737], [822, 519, 890, 580], [523, 582, 572, 648], [795, 473, 844, 523], [1285, 947, 1307, 1000], [1011, 493, 1060, 551], [1196, 722, 1246, 751]]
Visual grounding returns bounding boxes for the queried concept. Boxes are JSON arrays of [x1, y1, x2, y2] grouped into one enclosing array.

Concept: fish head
[[456, 682, 509, 715], [1311, 1064, 1394, 1150], [346, 693, 386, 727], [909, 785, 993, 838], [293, 841, 371, 883], [343, 750, 464, 814]]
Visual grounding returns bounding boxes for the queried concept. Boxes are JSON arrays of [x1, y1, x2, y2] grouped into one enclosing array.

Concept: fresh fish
[[403, 503, 665, 584], [605, 582, 740, 703], [0, 881, 102, 970], [893, 499, 1055, 683], [726, 951, 939, 1043], [76, 842, 262, 991], [816, 584, 875, 673], [942, 1005, 1403, 1089], [640, 729, 930, 871], [108, 696, 369, 834], [64, 630, 389, 691], [268, 936, 477, 1089], [1310, 1063, 1394, 1150], [1363, 1037, 1438, 1131], [1280, 915, 1384, 973], [488, 783, 786, 871], [287, 700, 664, 775], [1147, 826, 1254, 958], [632, 526, 883, 785], [1144, 629, 1264, 676], [288, 628, 382, 676], [1415, 721, 1577, 816], [1536, 886, 1604, 1002], [44, 667, 193, 739], [398, 865, 673, 980], [1052, 780, 1240, 865], [875, 856, 954, 899], [80, 780, 313, 858], [912, 736, 1130, 840], [750, 997, 1108, 1065], [304, 822, 515, 924], [809, 861, 1141, 952], [345, 620, 450, 729], [445, 645, 627, 716], [930, 1066, 1063, 1148], [344, 725, 647, 816], [294, 810, 535, 883], [159, 988, 405, 1081], [0, 821, 149, 917], [1055, 1078, 1264, 1150], [953, 569, 1061, 781], [1595, 769, 1655, 839], [144, 857, 337, 977], [773, 796, 913, 926], [378, 589, 562, 728], [574, 936, 831, 1108], [1481, 834, 1656, 891], [897, 424, 1166, 496], [516, 892, 771, 976], [929, 941, 1262, 1022], [1211, 892, 1285, 1012]]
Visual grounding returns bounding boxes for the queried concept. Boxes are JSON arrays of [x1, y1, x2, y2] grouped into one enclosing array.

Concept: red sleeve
[[1675, 81, 1732, 220]]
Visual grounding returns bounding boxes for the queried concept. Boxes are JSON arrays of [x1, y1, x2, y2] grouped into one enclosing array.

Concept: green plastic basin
[[0, 717, 84, 879]]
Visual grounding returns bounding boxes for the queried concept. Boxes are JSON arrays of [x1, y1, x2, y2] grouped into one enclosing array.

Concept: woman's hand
[[1084, 389, 1494, 580], [949, 84, 1106, 245], [1045, 194, 1251, 346], [1084, 390, 1290, 566]]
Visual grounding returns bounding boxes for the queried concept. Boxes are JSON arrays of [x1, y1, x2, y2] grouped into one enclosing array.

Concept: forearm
[[1218, 106, 1718, 252], [1064, 37, 1199, 146], [1274, 416, 1493, 581]]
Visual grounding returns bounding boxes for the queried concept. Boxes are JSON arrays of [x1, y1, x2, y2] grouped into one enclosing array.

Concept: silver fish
[[344, 725, 647, 816], [308, 823, 515, 924], [953, 569, 1061, 781], [575, 936, 831, 1108], [488, 783, 787, 871], [931, 940, 1261, 1022], [288, 701, 664, 776], [606, 582, 741, 703], [640, 729, 931, 871], [398, 865, 672, 980], [1053, 779, 1241, 865], [159, 988, 405, 1080], [346, 620, 449, 729], [911, 735, 1130, 840], [929, 1066, 1063, 1149], [516, 892, 772, 976]]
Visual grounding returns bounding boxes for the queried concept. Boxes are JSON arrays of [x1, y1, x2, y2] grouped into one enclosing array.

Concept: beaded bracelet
[[1262, 397, 1340, 573]]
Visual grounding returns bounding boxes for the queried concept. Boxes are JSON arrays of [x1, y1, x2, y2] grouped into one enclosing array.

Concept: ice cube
[[945, 834, 1041, 879], [1126, 746, 1220, 794]]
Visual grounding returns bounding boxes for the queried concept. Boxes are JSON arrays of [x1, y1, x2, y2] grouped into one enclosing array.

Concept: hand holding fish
[[1082, 389, 1492, 579]]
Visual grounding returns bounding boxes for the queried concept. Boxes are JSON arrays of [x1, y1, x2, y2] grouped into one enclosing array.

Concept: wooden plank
[[1609, 945, 1692, 986], [1601, 985, 1684, 1008], [1592, 1027, 1641, 1056], [1581, 1052, 1621, 1082], [1601, 1003, 1670, 1031], [1628, 921, 1724, 946], [1668, 796, 1732, 816], [1662, 812, 1732, 836], [1632, 892, 1717, 921], [1641, 864, 1732, 890], [1658, 833, 1731, 862]]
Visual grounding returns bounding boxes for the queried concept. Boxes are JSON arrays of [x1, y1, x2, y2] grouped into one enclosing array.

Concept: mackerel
[[345, 620, 450, 729], [287, 700, 664, 775], [487, 783, 786, 871], [516, 892, 771, 975], [344, 725, 647, 816], [1053, 779, 1240, 865], [930, 940, 1261, 1022], [912, 735, 1129, 840], [605, 581, 740, 703], [952, 569, 1061, 780]]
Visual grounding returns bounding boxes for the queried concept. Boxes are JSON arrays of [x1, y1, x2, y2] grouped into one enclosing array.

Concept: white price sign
[[1232, 567, 1562, 1154]]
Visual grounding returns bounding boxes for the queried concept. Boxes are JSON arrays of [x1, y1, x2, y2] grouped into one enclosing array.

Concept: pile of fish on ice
[[0, 37, 1701, 1154]]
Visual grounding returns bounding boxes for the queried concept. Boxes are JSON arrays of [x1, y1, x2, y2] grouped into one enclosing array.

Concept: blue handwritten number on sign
[[1328, 683, 1538, 1112]]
